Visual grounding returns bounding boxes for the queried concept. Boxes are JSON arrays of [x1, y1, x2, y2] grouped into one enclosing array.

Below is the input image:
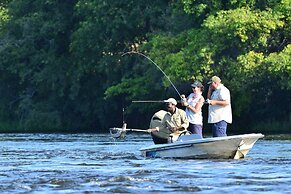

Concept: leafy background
[[0, 0, 290, 134]]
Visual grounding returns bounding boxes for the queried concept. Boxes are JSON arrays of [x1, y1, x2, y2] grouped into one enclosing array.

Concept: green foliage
[[203, 7, 284, 51], [144, 30, 214, 83], [0, 6, 9, 29], [264, 45, 291, 89], [142, 2, 290, 131], [105, 77, 150, 100], [22, 110, 62, 132], [0, 0, 289, 133], [0, 0, 78, 131], [237, 44, 291, 90]]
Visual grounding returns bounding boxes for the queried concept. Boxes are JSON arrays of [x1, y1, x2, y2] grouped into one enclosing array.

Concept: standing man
[[206, 76, 232, 137]]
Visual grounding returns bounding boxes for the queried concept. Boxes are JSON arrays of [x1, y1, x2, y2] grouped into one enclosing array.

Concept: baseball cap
[[207, 76, 221, 84], [191, 80, 203, 88], [164, 98, 177, 105]]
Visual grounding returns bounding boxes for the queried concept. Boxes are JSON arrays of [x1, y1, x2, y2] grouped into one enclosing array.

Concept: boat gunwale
[[140, 133, 264, 152]]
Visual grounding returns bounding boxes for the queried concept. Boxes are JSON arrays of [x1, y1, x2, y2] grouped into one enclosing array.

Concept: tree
[[0, 0, 289, 133], [72, 0, 189, 129], [123, 1, 290, 132], [0, 0, 77, 131]]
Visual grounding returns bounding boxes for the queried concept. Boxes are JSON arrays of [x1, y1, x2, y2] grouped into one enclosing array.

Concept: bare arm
[[187, 97, 204, 113], [209, 99, 230, 106], [207, 86, 213, 99], [208, 85, 231, 106]]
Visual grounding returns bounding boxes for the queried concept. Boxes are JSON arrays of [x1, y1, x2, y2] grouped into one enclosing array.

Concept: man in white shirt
[[206, 76, 232, 137]]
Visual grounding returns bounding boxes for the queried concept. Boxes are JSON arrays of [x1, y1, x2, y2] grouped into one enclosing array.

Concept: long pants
[[188, 123, 203, 138], [212, 120, 227, 137]]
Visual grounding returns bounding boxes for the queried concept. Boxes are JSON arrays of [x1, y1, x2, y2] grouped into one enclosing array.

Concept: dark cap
[[191, 81, 203, 88]]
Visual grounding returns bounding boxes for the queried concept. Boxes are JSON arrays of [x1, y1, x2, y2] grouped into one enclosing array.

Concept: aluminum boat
[[140, 133, 264, 159]]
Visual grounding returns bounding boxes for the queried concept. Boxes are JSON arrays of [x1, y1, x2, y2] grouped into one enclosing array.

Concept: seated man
[[148, 98, 189, 144]]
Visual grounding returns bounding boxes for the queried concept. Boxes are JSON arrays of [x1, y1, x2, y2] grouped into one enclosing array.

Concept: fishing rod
[[132, 100, 182, 103], [132, 100, 165, 103], [122, 51, 182, 98], [109, 123, 151, 139]]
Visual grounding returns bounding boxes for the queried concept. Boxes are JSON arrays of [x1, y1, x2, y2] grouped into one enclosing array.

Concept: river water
[[0, 133, 290, 193]]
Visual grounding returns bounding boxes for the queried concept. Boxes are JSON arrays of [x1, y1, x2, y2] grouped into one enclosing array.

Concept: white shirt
[[208, 84, 232, 124], [185, 93, 203, 125]]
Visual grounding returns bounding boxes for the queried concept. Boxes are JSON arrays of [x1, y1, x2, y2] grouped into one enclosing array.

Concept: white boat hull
[[140, 133, 264, 159]]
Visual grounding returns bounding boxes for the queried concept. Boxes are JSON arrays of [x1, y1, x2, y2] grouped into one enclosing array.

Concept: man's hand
[[182, 101, 189, 107], [147, 127, 159, 133], [208, 85, 214, 91], [180, 94, 188, 106], [170, 127, 177, 133], [205, 99, 212, 105]]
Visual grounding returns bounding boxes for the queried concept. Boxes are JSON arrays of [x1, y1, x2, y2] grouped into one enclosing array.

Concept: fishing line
[[122, 51, 182, 98]]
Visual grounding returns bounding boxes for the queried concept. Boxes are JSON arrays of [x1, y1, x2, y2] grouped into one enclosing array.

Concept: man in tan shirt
[[148, 98, 189, 143]]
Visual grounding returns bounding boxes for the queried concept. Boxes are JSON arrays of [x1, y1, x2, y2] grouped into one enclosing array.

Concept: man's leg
[[212, 120, 227, 137]]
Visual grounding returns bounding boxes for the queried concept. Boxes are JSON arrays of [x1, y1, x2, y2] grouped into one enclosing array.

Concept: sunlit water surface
[[0, 133, 290, 193]]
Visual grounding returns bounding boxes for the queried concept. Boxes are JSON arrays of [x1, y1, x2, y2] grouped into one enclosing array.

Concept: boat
[[140, 133, 264, 159], [109, 110, 264, 159]]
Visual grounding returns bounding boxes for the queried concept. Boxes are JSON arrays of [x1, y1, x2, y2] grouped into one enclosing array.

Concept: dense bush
[[0, 0, 289, 133]]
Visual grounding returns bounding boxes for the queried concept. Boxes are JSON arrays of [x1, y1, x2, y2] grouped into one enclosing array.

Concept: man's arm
[[207, 85, 213, 99], [209, 87, 231, 106], [179, 110, 189, 130], [208, 99, 230, 106]]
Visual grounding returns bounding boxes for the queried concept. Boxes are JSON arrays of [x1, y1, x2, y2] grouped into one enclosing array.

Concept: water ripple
[[0, 133, 290, 193]]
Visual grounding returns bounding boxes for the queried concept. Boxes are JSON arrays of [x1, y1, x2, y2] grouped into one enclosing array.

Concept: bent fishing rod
[[122, 51, 182, 98]]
